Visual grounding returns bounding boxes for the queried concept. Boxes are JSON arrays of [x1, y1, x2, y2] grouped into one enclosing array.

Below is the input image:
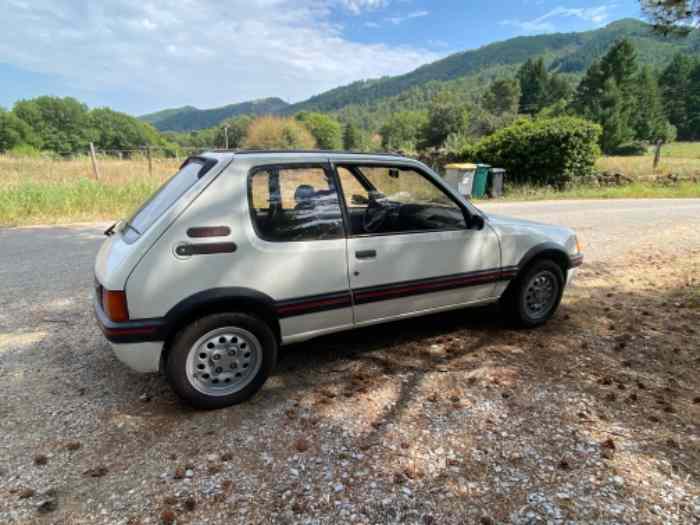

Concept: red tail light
[[102, 290, 129, 322]]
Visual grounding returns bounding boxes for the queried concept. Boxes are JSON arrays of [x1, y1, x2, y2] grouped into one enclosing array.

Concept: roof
[[201, 149, 412, 162]]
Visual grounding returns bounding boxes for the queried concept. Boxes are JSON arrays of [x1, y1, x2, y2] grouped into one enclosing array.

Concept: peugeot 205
[[94, 151, 583, 408]]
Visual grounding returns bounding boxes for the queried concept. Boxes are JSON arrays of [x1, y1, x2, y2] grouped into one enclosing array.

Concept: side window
[[249, 165, 345, 242], [336, 164, 466, 235]]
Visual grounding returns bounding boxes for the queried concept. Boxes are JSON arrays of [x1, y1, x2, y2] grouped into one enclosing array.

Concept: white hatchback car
[[95, 151, 583, 408]]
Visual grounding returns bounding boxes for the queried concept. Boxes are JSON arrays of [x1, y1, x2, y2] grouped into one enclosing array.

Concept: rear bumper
[[110, 340, 163, 373], [94, 301, 165, 344]]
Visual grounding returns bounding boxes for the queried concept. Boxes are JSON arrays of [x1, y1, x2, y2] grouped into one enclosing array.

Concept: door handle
[[356, 249, 377, 260]]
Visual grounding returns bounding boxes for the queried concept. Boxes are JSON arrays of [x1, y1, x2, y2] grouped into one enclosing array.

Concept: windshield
[[124, 158, 215, 239]]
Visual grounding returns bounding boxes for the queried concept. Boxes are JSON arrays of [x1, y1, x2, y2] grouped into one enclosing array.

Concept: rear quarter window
[[124, 158, 216, 241]]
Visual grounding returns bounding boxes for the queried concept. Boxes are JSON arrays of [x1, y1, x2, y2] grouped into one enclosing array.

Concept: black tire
[[500, 259, 565, 328], [165, 312, 278, 409]]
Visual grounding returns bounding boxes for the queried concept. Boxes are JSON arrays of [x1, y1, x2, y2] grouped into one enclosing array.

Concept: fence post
[[89, 142, 101, 181], [147, 147, 153, 177], [653, 139, 663, 171]]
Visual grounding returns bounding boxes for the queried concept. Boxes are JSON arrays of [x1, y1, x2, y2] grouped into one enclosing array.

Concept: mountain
[[140, 19, 698, 131], [141, 97, 289, 131], [284, 19, 698, 115]]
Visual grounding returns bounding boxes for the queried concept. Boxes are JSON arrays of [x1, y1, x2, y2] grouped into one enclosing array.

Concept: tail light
[[102, 289, 129, 322]]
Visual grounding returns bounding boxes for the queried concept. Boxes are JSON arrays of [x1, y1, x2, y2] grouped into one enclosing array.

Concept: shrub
[[295, 112, 342, 150], [7, 144, 43, 158], [609, 142, 647, 156], [243, 116, 317, 150], [474, 117, 602, 187]]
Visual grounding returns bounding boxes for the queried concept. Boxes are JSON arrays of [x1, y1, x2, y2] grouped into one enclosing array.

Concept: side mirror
[[351, 194, 369, 205], [467, 214, 485, 230]]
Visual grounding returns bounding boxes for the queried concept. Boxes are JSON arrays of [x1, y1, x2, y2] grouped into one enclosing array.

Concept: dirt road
[[1, 199, 699, 524]]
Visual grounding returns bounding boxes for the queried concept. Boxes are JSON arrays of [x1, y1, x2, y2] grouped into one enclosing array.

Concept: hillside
[[285, 19, 697, 115], [140, 19, 698, 131], [141, 97, 289, 131]]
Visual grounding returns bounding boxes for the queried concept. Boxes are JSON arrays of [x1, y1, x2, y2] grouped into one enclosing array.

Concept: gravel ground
[[1, 199, 699, 524]]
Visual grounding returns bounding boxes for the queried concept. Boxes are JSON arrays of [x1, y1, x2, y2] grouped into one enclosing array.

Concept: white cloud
[[386, 10, 430, 25], [339, 0, 388, 14], [0, 0, 439, 113], [501, 4, 614, 33]]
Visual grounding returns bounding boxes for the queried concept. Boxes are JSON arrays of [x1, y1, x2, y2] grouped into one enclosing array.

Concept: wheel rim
[[185, 327, 262, 397], [523, 270, 559, 320]]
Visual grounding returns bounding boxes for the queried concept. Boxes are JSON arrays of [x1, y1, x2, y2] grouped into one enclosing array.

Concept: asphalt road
[[2, 199, 700, 305]]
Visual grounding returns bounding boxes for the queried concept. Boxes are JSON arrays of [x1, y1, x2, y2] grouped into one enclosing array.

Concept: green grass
[[0, 178, 160, 226]]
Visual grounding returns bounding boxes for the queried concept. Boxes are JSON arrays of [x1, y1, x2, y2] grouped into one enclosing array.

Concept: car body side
[[94, 152, 581, 373]]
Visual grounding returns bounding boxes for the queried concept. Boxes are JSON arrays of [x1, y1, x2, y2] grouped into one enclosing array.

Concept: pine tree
[[599, 79, 633, 153], [483, 78, 521, 116], [517, 58, 549, 114], [688, 62, 700, 140], [343, 122, 363, 151], [634, 66, 669, 141], [659, 54, 695, 139], [571, 61, 606, 119]]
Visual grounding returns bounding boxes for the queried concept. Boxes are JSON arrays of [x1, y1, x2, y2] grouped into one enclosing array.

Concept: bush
[[474, 117, 601, 187], [295, 112, 342, 150], [243, 116, 317, 150], [7, 144, 43, 158], [609, 142, 647, 156]]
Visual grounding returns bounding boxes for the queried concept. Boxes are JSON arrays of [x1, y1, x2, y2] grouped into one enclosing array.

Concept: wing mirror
[[467, 213, 485, 230], [351, 194, 369, 205]]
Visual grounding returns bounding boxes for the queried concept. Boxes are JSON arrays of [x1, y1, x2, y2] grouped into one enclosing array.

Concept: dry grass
[[0, 155, 180, 226], [596, 155, 700, 181]]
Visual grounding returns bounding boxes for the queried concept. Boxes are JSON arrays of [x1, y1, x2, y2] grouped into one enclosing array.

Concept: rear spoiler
[[179, 156, 218, 178]]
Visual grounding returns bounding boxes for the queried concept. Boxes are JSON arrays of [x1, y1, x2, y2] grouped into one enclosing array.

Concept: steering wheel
[[362, 192, 391, 233]]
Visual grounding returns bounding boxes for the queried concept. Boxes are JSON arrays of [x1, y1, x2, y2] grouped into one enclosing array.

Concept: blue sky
[[0, 0, 642, 116]]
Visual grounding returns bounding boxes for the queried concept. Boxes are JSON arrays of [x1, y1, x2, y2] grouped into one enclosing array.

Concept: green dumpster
[[471, 163, 490, 198]]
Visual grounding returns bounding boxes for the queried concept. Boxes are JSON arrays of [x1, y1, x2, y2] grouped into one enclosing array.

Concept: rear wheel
[[166, 313, 277, 409], [501, 259, 564, 328]]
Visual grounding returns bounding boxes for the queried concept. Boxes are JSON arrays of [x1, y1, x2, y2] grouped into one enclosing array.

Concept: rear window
[[124, 157, 216, 241]]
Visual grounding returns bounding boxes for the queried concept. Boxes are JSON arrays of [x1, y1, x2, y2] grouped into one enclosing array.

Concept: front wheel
[[501, 259, 564, 328], [166, 313, 277, 409]]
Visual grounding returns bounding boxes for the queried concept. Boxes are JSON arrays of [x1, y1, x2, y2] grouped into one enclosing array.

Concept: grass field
[[1, 147, 700, 226]]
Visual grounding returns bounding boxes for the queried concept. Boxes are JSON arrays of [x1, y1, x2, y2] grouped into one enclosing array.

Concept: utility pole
[[224, 124, 230, 150]]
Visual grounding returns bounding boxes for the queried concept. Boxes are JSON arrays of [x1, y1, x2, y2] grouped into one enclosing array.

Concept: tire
[[500, 259, 565, 328], [165, 312, 278, 409]]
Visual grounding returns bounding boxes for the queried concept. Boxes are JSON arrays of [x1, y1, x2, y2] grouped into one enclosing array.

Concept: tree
[[380, 111, 428, 151], [571, 39, 641, 152], [13, 96, 92, 155], [599, 79, 633, 153], [659, 54, 696, 139], [295, 112, 342, 150], [342, 122, 364, 150], [641, 0, 699, 33], [419, 93, 469, 149], [243, 116, 317, 150], [214, 115, 252, 149], [482, 79, 521, 116], [687, 62, 700, 140], [633, 66, 672, 142], [88, 108, 159, 151], [517, 58, 549, 115], [0, 109, 39, 152]]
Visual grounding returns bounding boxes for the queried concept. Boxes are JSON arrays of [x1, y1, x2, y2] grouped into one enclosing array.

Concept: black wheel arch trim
[[516, 242, 579, 273]]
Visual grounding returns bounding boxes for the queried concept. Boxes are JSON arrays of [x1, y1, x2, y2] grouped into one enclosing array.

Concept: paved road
[[2, 199, 700, 307]]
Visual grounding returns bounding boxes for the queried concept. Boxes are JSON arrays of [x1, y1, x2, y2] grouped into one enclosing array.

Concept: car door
[[334, 162, 501, 326], [245, 160, 353, 342]]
